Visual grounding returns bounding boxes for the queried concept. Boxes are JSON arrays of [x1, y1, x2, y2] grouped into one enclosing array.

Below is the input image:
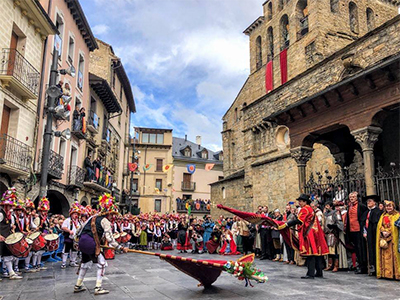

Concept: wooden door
[[0, 106, 11, 159], [7, 32, 18, 75], [183, 173, 191, 189]]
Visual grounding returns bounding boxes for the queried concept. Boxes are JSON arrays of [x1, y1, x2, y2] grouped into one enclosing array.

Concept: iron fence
[[0, 134, 32, 173], [0, 48, 40, 96], [38, 149, 64, 179], [375, 164, 400, 207], [68, 165, 85, 188]]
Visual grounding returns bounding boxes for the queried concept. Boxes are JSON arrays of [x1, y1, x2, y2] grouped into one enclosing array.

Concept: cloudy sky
[[81, 0, 265, 151]]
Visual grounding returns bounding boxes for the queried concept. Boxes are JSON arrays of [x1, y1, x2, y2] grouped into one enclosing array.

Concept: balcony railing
[[68, 165, 85, 188], [87, 110, 99, 133], [83, 169, 113, 193], [0, 48, 40, 98], [181, 181, 196, 191], [38, 149, 64, 179], [176, 200, 210, 213], [0, 134, 32, 174], [71, 121, 87, 140]]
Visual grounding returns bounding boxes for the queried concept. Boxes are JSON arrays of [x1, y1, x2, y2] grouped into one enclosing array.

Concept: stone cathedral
[[211, 0, 400, 215]]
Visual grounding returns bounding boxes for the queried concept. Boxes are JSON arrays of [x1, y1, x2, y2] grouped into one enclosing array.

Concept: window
[[267, 2, 273, 20], [184, 147, 191, 157], [142, 133, 164, 144], [366, 8, 375, 31], [156, 159, 163, 171], [77, 54, 84, 90], [68, 35, 75, 64], [330, 0, 339, 13], [59, 138, 66, 158], [222, 187, 226, 199], [349, 2, 359, 34], [296, 0, 309, 40], [219, 152, 223, 161], [55, 14, 64, 58], [234, 107, 238, 122], [132, 179, 138, 192], [155, 179, 162, 191], [256, 36, 262, 69], [202, 150, 208, 159], [267, 27, 274, 61], [280, 15, 290, 50], [155, 199, 162, 212]]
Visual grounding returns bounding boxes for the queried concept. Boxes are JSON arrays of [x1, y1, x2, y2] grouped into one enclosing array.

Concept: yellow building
[[129, 127, 173, 214], [0, 0, 56, 196]]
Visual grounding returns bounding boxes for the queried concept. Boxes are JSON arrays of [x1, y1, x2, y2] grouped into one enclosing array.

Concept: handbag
[[379, 238, 388, 249]]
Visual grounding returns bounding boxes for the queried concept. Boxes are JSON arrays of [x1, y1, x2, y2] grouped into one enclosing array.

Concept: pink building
[[31, 0, 98, 215]]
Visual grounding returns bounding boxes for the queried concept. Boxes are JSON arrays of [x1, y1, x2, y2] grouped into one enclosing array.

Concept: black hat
[[296, 194, 311, 204], [362, 195, 381, 203]]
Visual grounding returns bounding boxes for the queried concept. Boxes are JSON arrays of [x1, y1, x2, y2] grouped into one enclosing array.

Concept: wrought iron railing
[[375, 164, 400, 208], [176, 199, 210, 213], [0, 48, 40, 96], [0, 134, 32, 173], [38, 149, 64, 179], [304, 168, 366, 203], [181, 181, 196, 191], [68, 165, 85, 188]]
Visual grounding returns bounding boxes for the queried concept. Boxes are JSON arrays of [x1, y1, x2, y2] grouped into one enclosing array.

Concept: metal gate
[[375, 164, 400, 207]]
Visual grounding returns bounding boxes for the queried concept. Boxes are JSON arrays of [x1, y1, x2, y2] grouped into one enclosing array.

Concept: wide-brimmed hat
[[69, 202, 81, 215], [362, 195, 381, 203], [15, 199, 26, 211], [37, 196, 50, 211], [25, 198, 35, 209], [98, 193, 119, 215], [296, 194, 311, 204], [0, 187, 18, 206]]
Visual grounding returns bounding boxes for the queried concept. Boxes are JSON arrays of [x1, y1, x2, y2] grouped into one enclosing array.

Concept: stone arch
[[34, 190, 70, 216], [256, 35, 262, 69], [80, 195, 88, 207], [295, 0, 309, 39], [366, 8, 375, 31], [267, 1, 273, 20], [267, 26, 274, 61], [280, 14, 290, 50], [349, 2, 359, 34]]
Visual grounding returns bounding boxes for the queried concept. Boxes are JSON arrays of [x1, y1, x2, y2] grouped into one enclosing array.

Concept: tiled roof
[[172, 137, 222, 164]]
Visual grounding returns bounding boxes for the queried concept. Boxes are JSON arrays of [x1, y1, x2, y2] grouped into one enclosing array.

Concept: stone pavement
[[1, 251, 400, 300]]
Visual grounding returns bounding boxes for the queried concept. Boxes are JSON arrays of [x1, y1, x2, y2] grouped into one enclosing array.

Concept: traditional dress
[[74, 193, 126, 295], [376, 206, 400, 280], [177, 222, 191, 252], [61, 202, 81, 269], [363, 204, 382, 275], [219, 229, 239, 255]]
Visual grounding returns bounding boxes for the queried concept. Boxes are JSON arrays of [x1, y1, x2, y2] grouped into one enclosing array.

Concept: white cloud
[[92, 24, 109, 35]]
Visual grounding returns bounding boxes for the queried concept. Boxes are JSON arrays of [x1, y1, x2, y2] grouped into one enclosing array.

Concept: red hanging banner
[[265, 61, 273, 93], [280, 49, 288, 84]]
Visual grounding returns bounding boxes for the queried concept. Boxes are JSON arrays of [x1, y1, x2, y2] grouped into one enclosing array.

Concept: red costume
[[296, 205, 329, 256], [219, 231, 240, 255]]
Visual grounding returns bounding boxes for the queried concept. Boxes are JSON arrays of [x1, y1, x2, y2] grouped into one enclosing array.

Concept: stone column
[[351, 126, 382, 195], [290, 146, 314, 193]]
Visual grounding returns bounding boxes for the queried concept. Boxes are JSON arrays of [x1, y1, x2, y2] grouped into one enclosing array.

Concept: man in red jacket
[[279, 194, 329, 279]]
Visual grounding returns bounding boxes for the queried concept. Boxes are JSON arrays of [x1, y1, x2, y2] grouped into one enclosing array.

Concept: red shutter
[[265, 61, 273, 92]]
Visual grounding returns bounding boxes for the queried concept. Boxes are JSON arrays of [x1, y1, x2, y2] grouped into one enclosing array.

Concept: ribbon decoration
[[205, 163, 215, 171], [128, 163, 138, 172], [163, 164, 173, 172], [187, 164, 196, 174], [143, 164, 152, 171]]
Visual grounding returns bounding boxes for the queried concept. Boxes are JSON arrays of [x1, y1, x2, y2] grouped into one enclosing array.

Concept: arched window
[[278, 0, 284, 11], [366, 8, 375, 31], [330, 0, 339, 13], [222, 187, 226, 199], [296, 0, 309, 39], [267, 27, 274, 61], [256, 36, 262, 69], [184, 147, 192, 157], [267, 2, 273, 20], [349, 2, 359, 34], [280, 15, 290, 50], [234, 107, 238, 122]]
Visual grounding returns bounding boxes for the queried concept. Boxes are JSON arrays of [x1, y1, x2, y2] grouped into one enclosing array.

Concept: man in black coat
[[345, 191, 368, 274], [362, 195, 383, 276]]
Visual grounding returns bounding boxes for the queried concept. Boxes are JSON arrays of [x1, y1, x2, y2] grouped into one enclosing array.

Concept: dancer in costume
[[11, 198, 28, 275], [0, 188, 23, 279], [278, 194, 329, 279], [32, 196, 50, 271], [74, 194, 128, 295], [24, 198, 37, 272], [61, 202, 81, 269]]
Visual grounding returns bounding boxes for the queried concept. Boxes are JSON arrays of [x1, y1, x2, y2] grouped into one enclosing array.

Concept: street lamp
[[39, 48, 75, 198]]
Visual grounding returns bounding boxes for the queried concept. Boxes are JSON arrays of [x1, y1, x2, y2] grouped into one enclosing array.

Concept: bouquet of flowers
[[223, 254, 267, 286]]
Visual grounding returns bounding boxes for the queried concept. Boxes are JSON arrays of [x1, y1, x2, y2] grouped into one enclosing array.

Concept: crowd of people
[[1, 187, 399, 296], [83, 153, 114, 187]]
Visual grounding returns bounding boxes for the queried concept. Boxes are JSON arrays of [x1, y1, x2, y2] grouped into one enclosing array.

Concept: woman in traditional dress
[[376, 200, 400, 280], [219, 226, 240, 255]]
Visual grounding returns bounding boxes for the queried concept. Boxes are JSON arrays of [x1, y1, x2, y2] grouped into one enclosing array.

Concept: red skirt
[[177, 232, 192, 251]]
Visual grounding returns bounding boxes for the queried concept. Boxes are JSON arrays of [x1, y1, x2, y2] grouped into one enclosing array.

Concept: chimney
[[196, 136, 202, 145], [185, 134, 187, 141]]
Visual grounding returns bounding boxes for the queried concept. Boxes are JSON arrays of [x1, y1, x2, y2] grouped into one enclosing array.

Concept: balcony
[[181, 181, 196, 191], [86, 134, 98, 148], [87, 110, 99, 133], [67, 165, 85, 188], [176, 200, 210, 214], [0, 49, 40, 100], [71, 122, 87, 140], [37, 149, 64, 180], [0, 134, 32, 177], [83, 169, 111, 193]]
